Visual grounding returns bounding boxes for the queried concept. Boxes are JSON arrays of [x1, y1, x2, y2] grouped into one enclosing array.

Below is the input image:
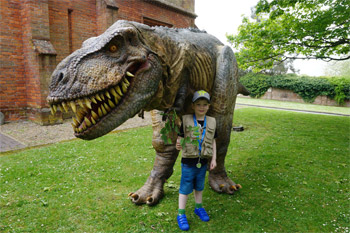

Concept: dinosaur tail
[[238, 82, 250, 96]]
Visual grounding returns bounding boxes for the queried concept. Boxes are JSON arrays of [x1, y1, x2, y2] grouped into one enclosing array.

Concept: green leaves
[[228, 0, 350, 72], [180, 126, 200, 149], [160, 110, 200, 149], [160, 110, 178, 145], [240, 73, 350, 104]]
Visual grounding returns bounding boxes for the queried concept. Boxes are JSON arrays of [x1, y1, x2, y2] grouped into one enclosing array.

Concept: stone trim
[[143, 0, 197, 18], [104, 0, 119, 9], [33, 39, 57, 55]]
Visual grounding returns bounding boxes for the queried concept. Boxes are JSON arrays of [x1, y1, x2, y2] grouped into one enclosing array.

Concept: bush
[[239, 73, 271, 98], [240, 73, 350, 105], [326, 76, 350, 105]]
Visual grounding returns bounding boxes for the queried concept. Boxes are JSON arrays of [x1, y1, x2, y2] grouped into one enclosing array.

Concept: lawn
[[1, 108, 349, 232]]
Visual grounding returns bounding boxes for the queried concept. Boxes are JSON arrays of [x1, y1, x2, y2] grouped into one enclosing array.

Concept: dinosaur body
[[48, 20, 248, 205]]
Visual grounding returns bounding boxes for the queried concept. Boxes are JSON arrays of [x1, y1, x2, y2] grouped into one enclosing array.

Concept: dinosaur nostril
[[58, 72, 64, 82]]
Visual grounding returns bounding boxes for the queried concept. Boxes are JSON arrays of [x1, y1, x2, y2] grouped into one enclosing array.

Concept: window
[[107, 5, 119, 27], [68, 9, 73, 53], [143, 17, 173, 28]]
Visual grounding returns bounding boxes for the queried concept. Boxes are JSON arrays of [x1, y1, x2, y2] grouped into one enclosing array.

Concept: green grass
[[237, 97, 350, 115], [1, 108, 349, 232]]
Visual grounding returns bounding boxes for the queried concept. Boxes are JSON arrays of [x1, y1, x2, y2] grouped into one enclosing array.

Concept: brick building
[[0, 0, 196, 124]]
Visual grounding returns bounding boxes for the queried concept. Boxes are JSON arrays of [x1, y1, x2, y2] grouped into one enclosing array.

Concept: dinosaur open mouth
[[49, 71, 134, 135], [47, 53, 154, 136]]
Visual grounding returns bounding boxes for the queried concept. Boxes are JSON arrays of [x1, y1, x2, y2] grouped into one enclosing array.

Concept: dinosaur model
[[47, 20, 249, 206]]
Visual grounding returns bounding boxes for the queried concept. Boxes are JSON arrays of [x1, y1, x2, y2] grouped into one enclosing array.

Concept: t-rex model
[[47, 20, 249, 206]]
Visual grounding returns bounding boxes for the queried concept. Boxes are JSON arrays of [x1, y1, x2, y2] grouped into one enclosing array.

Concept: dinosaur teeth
[[110, 87, 118, 97], [62, 102, 69, 113], [91, 110, 98, 121], [70, 101, 77, 113], [58, 104, 63, 113], [84, 117, 92, 127], [66, 79, 130, 134], [78, 99, 84, 108], [124, 78, 130, 86], [95, 94, 102, 101], [105, 90, 111, 99], [108, 99, 115, 108], [91, 96, 97, 104], [98, 107, 103, 117], [101, 105, 107, 115], [122, 82, 128, 93], [72, 117, 79, 126], [114, 96, 120, 105], [50, 105, 57, 115], [104, 103, 111, 112], [126, 71, 134, 77], [115, 85, 123, 96], [84, 98, 92, 109]]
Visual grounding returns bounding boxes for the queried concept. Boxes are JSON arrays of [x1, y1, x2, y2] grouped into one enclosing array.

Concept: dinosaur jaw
[[48, 57, 156, 140]]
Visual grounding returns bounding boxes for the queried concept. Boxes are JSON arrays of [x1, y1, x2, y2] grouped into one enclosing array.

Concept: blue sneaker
[[177, 214, 190, 231], [194, 208, 210, 222]]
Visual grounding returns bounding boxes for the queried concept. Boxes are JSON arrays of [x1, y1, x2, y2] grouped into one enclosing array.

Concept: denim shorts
[[179, 163, 207, 195]]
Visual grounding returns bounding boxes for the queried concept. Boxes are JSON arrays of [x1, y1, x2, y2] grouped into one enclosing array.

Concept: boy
[[175, 90, 217, 231]]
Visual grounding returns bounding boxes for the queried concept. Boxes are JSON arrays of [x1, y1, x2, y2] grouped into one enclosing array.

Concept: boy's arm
[[176, 136, 183, 151], [210, 139, 217, 170]]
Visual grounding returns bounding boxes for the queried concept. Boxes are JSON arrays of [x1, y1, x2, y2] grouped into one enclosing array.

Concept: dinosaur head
[[47, 21, 162, 140]]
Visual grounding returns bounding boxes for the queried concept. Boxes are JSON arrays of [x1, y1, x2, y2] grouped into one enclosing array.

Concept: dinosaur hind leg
[[129, 110, 179, 205], [208, 45, 241, 194]]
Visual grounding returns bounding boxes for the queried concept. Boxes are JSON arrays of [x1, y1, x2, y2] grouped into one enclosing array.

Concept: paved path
[[0, 112, 152, 154], [0, 133, 26, 152]]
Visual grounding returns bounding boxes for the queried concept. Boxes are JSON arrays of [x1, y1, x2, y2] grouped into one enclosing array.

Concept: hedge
[[240, 73, 350, 105]]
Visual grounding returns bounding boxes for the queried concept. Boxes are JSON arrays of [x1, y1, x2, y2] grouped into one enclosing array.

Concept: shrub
[[326, 76, 350, 105], [239, 73, 271, 98], [240, 73, 350, 105]]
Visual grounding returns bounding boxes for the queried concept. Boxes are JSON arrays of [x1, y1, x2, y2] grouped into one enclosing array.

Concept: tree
[[324, 60, 350, 76], [227, 0, 350, 72]]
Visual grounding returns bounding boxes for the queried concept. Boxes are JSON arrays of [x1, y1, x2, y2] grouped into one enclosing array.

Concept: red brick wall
[[0, 0, 195, 123], [48, 0, 98, 65], [0, 0, 27, 120]]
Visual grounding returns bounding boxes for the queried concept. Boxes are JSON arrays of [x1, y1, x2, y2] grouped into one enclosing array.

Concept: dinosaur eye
[[109, 45, 117, 52]]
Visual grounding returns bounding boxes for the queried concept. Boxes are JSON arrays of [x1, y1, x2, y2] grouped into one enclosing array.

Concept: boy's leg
[[177, 164, 193, 231], [193, 166, 210, 222], [194, 190, 203, 205], [178, 194, 190, 230], [194, 189, 209, 222], [179, 194, 189, 210]]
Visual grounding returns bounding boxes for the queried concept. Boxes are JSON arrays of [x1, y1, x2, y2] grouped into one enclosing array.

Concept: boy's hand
[[210, 159, 217, 171], [176, 137, 182, 150]]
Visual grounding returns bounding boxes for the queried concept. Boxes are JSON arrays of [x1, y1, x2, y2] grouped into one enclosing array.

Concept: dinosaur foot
[[128, 176, 164, 206], [208, 171, 242, 194]]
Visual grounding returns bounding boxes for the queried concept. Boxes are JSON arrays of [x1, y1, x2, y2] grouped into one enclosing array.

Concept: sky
[[194, 0, 327, 76]]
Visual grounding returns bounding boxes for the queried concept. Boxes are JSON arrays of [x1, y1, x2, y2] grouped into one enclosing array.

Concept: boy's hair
[[192, 90, 210, 103]]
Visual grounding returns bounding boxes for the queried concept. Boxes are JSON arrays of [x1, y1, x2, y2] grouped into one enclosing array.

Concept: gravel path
[[0, 112, 152, 152]]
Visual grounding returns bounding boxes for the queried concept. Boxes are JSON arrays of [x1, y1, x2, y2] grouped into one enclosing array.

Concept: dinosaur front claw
[[128, 176, 164, 206], [229, 184, 242, 191], [146, 196, 154, 205]]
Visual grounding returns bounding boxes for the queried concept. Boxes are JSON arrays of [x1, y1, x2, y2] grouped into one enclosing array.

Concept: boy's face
[[192, 99, 210, 118]]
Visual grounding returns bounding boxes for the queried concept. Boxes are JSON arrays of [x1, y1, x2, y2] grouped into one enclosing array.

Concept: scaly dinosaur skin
[[47, 20, 248, 206]]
